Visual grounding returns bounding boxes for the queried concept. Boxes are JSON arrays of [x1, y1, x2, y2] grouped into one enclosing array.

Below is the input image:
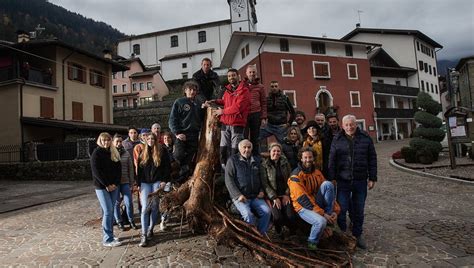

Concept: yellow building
[[0, 35, 128, 146]]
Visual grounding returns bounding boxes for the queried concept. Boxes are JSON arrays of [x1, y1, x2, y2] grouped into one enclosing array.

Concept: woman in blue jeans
[[137, 133, 171, 247], [112, 134, 138, 230], [91, 132, 122, 247]]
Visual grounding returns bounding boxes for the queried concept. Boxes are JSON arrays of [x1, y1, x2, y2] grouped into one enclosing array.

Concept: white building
[[117, 0, 257, 81], [342, 27, 443, 103]]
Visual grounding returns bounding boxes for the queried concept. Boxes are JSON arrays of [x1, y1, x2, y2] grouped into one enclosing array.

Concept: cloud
[[49, 0, 474, 60]]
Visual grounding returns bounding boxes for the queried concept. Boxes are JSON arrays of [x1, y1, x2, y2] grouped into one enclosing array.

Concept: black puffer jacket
[[192, 69, 220, 101], [266, 91, 295, 125], [281, 137, 301, 170], [328, 128, 377, 182]]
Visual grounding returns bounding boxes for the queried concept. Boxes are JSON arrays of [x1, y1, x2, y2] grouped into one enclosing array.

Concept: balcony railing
[[375, 108, 416, 119], [372, 83, 419, 96], [0, 66, 53, 86]]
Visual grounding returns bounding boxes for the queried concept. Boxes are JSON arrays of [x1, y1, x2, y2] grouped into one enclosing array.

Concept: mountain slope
[[0, 0, 126, 55]]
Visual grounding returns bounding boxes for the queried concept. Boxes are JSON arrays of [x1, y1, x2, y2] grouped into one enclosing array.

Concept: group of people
[[91, 57, 378, 251]]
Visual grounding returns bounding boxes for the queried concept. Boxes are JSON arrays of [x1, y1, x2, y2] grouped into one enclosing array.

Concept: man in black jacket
[[193, 58, 220, 102], [259, 80, 295, 144], [225, 139, 271, 235], [169, 81, 204, 182], [328, 114, 377, 249]]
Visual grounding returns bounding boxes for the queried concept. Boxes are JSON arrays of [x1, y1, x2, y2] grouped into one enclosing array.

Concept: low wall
[[0, 159, 92, 181]]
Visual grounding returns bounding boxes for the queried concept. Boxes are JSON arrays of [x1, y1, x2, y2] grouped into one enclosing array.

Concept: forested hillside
[[0, 0, 126, 55]]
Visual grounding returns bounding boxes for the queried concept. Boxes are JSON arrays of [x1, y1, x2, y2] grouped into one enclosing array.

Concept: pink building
[[112, 57, 169, 108]]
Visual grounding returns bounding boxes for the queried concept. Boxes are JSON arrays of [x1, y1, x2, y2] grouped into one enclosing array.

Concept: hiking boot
[[138, 235, 147, 247], [308, 242, 318, 250], [130, 221, 139, 230], [356, 236, 367, 249]]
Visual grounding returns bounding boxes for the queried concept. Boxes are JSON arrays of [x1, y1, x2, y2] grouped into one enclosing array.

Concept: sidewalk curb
[[389, 158, 474, 185]]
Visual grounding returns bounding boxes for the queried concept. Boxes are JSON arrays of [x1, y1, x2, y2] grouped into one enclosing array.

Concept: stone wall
[[113, 100, 174, 130], [0, 159, 92, 181]]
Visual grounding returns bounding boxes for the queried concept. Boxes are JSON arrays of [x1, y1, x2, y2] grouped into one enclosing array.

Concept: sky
[[48, 0, 474, 61]]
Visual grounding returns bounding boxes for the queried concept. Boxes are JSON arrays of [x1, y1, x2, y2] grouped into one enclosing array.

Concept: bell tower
[[228, 0, 257, 32]]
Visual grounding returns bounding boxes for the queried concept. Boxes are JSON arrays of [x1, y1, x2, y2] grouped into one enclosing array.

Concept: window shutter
[[322, 64, 329, 76], [72, 102, 83, 121], [67, 64, 73, 80], [40, 97, 54, 118], [94, 105, 103, 123], [349, 65, 356, 78]]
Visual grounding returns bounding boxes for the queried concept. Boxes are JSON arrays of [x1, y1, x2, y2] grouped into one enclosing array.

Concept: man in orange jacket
[[288, 147, 339, 250]]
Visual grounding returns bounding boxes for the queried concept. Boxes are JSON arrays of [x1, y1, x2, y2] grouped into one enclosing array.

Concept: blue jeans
[[114, 183, 134, 224], [95, 188, 119, 243], [297, 181, 335, 244], [233, 197, 271, 235], [140, 181, 161, 235], [259, 123, 288, 144], [336, 180, 368, 237]]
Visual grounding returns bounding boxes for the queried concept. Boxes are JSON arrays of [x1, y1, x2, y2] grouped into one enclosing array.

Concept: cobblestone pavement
[[0, 140, 473, 267]]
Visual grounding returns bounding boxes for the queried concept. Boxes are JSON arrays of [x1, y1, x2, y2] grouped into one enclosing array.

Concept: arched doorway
[[315, 87, 334, 114]]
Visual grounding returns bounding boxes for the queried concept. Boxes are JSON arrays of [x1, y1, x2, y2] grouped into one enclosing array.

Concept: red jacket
[[215, 81, 250, 127], [244, 78, 267, 119]]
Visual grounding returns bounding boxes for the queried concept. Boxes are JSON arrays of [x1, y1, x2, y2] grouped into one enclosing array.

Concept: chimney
[[16, 30, 30, 43], [102, 49, 112, 60]]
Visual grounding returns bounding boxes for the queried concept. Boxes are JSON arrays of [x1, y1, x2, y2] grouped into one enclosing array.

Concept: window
[[379, 100, 387, 108], [133, 44, 140, 55], [433, 67, 437, 76], [416, 41, 420, 51], [345, 45, 353, 56], [421, 80, 424, 91], [182, 72, 188, 79], [281, 59, 294, 77], [283, 90, 297, 108], [112, 73, 116, 79], [140, 97, 152, 106], [419, 60, 424, 71], [395, 80, 401, 86], [40, 96, 54, 118], [435, 85, 438, 94], [313, 61, 330, 79], [356, 119, 366, 131], [429, 65, 432, 75], [93, 105, 103, 123], [397, 101, 404, 109], [241, 43, 250, 59], [132, 83, 137, 91], [377, 79, 384, 84], [198, 31, 206, 43], [280, 38, 289, 52], [424, 63, 428, 72], [113, 85, 117, 93], [67, 62, 86, 83], [350, 91, 361, 107], [147, 82, 152, 90], [90, 69, 104, 88], [113, 100, 118, 107], [431, 83, 434, 93], [121, 71, 126, 78], [182, 63, 187, 68], [171, 35, 178, 47], [139, 82, 144, 91], [122, 99, 127, 107], [311, 42, 326, 54], [347, 64, 358, 79], [72, 101, 83, 121], [122, 84, 127, 93]]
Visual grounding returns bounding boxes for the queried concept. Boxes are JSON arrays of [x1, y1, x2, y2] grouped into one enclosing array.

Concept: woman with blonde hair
[[137, 133, 171, 247], [91, 132, 122, 247], [281, 126, 303, 170]]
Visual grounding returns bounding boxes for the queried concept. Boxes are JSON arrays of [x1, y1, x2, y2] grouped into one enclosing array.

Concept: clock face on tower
[[231, 0, 245, 14]]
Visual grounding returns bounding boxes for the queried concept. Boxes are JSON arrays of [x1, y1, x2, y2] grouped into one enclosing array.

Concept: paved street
[[0, 140, 473, 267]]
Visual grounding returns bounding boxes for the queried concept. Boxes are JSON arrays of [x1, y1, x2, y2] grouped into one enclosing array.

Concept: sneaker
[[356, 236, 367, 249], [160, 221, 167, 231], [130, 221, 139, 230], [113, 237, 120, 242], [138, 235, 147, 247], [308, 242, 318, 250], [146, 229, 153, 241], [103, 240, 122, 247], [117, 222, 125, 231]]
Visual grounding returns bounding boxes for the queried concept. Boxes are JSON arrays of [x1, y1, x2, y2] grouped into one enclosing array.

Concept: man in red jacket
[[204, 68, 250, 169], [244, 65, 267, 156]]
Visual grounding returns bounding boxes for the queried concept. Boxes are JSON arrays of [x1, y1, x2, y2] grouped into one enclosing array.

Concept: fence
[[0, 139, 97, 163]]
